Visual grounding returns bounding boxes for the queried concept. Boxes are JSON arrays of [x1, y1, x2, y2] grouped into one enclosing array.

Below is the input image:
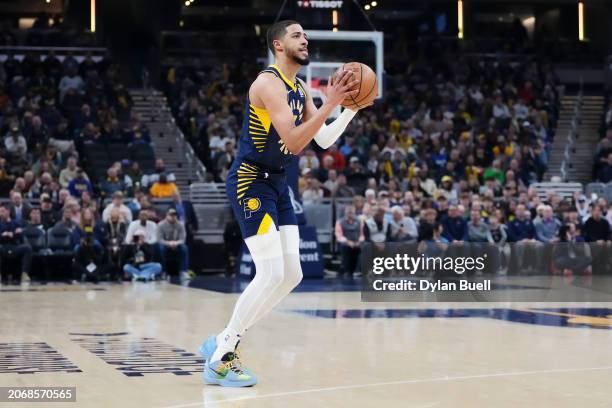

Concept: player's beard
[[289, 49, 310, 66]]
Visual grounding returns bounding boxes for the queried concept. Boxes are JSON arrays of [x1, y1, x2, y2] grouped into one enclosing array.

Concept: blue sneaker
[[203, 352, 257, 387], [197, 335, 217, 363], [198, 335, 253, 376]]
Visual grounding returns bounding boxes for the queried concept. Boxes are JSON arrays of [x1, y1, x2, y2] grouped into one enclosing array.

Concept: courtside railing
[[143, 88, 207, 184], [559, 78, 583, 181]]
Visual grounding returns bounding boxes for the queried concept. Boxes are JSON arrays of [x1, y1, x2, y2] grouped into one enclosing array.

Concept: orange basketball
[[331, 62, 378, 110]]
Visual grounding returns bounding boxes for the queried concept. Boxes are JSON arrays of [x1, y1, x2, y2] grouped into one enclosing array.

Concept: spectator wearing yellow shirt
[[149, 173, 178, 198], [492, 143, 514, 158], [465, 155, 483, 181], [397, 131, 413, 152]]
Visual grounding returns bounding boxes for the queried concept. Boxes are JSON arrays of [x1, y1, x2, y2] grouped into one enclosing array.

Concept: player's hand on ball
[[325, 70, 360, 107]]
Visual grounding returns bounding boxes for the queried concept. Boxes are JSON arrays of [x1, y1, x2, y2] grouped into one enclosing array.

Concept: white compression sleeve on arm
[[313, 108, 357, 149]]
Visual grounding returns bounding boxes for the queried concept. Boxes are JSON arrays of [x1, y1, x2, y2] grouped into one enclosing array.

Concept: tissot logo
[[297, 0, 343, 9]]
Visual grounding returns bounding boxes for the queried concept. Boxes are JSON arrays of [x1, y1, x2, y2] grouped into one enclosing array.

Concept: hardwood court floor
[[1, 280, 612, 407]]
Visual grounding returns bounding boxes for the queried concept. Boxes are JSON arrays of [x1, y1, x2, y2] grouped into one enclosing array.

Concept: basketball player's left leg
[[201, 181, 296, 387], [240, 186, 302, 329], [203, 224, 282, 387], [199, 186, 302, 387]]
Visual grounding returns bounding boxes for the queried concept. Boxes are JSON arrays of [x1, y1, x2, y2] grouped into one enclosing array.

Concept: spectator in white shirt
[[513, 99, 529, 120], [404, 119, 423, 140], [58, 68, 85, 102], [299, 148, 320, 171], [468, 85, 484, 104], [323, 169, 339, 195], [302, 175, 324, 205], [381, 136, 406, 158], [125, 209, 158, 245], [492, 95, 511, 120], [59, 156, 89, 188], [141, 158, 176, 188], [389, 206, 418, 242], [102, 191, 133, 223], [4, 123, 27, 159], [208, 127, 232, 155]]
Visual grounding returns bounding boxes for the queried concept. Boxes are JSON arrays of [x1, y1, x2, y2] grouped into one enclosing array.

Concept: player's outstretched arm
[[251, 70, 358, 155], [298, 77, 372, 150]]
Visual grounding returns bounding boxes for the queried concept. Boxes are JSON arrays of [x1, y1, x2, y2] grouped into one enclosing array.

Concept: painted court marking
[[161, 365, 612, 407]]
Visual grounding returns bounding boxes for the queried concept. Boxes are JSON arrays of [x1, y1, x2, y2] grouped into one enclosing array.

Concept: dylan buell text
[[371, 279, 492, 292]]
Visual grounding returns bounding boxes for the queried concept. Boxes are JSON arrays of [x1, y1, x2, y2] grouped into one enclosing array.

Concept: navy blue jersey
[[226, 64, 305, 236], [234, 64, 306, 173]]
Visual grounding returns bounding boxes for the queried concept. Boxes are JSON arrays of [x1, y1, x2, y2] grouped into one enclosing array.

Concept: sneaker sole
[[203, 366, 257, 387], [203, 373, 257, 387]]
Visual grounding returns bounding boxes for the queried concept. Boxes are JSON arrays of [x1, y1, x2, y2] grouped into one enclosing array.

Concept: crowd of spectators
[[163, 48, 612, 277], [0, 51, 197, 284], [334, 189, 611, 276], [0, 187, 198, 284], [166, 52, 559, 191]]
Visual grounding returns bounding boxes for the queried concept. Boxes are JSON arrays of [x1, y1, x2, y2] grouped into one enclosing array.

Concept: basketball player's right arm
[[252, 70, 358, 155], [298, 77, 366, 149]]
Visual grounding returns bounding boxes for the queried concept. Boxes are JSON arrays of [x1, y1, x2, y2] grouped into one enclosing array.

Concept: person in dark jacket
[[363, 206, 392, 243], [8, 190, 32, 224], [441, 204, 468, 242], [597, 153, 612, 183], [584, 206, 611, 242], [40, 194, 59, 229], [553, 224, 592, 276], [169, 190, 198, 233], [583, 206, 611, 274], [441, 204, 470, 263], [73, 207, 105, 249], [72, 233, 105, 283], [0, 204, 32, 283], [505, 204, 543, 273], [67, 168, 93, 198], [223, 216, 242, 277]]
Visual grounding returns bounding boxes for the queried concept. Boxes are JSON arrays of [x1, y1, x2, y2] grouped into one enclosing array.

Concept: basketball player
[[199, 20, 369, 387]]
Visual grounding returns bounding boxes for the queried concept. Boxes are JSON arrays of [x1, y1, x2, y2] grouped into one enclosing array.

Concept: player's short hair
[[267, 20, 300, 54]]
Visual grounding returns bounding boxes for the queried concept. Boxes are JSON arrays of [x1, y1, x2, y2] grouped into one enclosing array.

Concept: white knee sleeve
[[226, 227, 285, 335], [279, 225, 303, 290], [245, 226, 283, 262], [237, 225, 303, 332]]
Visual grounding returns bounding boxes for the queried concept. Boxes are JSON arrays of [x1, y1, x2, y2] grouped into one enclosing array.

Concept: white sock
[[242, 225, 303, 330], [214, 328, 241, 360], [210, 226, 285, 362]]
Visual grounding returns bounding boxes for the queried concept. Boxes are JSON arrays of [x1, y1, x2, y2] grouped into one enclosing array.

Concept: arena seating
[[0, 47, 200, 283], [2, 40, 611, 281], [530, 182, 583, 200]]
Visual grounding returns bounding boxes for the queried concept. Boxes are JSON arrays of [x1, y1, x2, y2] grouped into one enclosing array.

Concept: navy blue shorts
[[226, 161, 297, 238]]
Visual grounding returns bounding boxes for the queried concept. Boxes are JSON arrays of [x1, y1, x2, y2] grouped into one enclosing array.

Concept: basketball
[[331, 62, 378, 110]]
